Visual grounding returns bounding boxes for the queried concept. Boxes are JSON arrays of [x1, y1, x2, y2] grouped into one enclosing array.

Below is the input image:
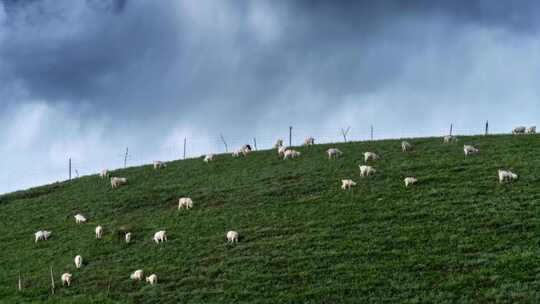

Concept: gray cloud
[[1, 0, 540, 193]]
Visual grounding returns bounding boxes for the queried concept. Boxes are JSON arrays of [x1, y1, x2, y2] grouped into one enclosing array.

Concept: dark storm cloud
[[1, 0, 539, 125]]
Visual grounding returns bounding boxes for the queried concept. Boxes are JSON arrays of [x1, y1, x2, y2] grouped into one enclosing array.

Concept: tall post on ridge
[[253, 137, 257, 151], [370, 125, 373, 141], [68, 158, 72, 180], [341, 127, 350, 142], [183, 137, 187, 160], [289, 126, 293, 147], [123, 148, 129, 168], [485, 120, 489, 135], [449, 124, 453, 136], [220, 134, 228, 152]]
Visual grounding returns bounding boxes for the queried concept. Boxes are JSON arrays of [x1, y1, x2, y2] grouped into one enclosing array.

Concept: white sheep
[[463, 145, 479, 156], [61, 273, 72, 286], [110, 177, 128, 189], [404, 177, 418, 187], [327, 148, 342, 159], [153, 230, 167, 244], [363, 152, 379, 162], [130, 269, 144, 281], [512, 126, 526, 134], [95, 226, 103, 239], [443, 135, 458, 143], [146, 274, 158, 285], [401, 141, 412, 152], [100, 169, 109, 179], [34, 230, 52, 243], [278, 146, 289, 156], [227, 230, 239, 243], [359, 165, 376, 177], [204, 154, 214, 162], [274, 139, 284, 148], [74, 255, 82, 269], [498, 170, 518, 183], [153, 161, 166, 170], [125, 232, 132, 243], [241, 145, 253, 153], [74, 214, 87, 224], [283, 149, 301, 160], [178, 197, 193, 209], [341, 179, 356, 190], [527, 126, 536, 134], [232, 149, 246, 158], [303, 137, 315, 146]]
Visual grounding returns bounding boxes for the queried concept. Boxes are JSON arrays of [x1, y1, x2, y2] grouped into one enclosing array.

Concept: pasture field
[[1, 134, 540, 303]]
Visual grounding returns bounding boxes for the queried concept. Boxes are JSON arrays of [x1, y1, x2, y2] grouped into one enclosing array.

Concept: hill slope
[[1, 134, 540, 303]]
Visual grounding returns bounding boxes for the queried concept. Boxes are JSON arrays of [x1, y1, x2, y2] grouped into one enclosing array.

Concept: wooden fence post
[[68, 158, 71, 180], [289, 126, 293, 147], [183, 137, 187, 159], [253, 138, 258, 151], [220, 134, 228, 152], [50, 266, 55, 295], [18, 271, 22, 291], [123, 147, 129, 168], [370, 125, 374, 140], [485, 120, 489, 135], [449, 124, 453, 136]]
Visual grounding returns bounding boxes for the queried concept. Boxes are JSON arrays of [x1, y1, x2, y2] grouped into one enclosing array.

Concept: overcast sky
[[1, 0, 539, 193]]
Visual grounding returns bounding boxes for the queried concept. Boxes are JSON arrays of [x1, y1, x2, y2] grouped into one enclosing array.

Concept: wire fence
[[0, 121, 515, 195]]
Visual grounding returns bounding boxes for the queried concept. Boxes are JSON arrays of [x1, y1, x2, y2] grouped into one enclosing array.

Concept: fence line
[[0, 123, 516, 194]]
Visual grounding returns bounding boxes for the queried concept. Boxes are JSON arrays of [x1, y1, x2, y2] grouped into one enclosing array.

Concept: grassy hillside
[[1, 134, 540, 303]]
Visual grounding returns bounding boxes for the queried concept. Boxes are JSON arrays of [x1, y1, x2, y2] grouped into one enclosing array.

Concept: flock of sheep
[[32, 126, 535, 289], [34, 163, 239, 288]]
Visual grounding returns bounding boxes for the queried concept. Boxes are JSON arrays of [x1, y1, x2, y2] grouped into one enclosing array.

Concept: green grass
[[1, 134, 540, 303]]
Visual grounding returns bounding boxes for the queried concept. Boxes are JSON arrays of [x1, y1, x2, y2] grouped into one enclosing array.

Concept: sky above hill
[[1, 0, 540, 193]]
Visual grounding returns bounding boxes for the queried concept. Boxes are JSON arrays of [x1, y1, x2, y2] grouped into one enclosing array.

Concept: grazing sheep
[[232, 149, 246, 158], [227, 230, 239, 243], [363, 152, 379, 162], [95, 226, 103, 239], [512, 126, 526, 134], [401, 141, 412, 152], [498, 170, 518, 183], [327, 148, 343, 159], [527, 126, 536, 134], [303, 137, 315, 146], [242, 144, 252, 153], [204, 154, 214, 162], [34, 230, 52, 243], [110, 177, 128, 189], [274, 139, 284, 148], [61, 273, 72, 287], [463, 145, 479, 156], [443, 135, 458, 143], [74, 214, 87, 224], [341, 179, 356, 190], [74, 255, 82, 269], [283, 149, 301, 160], [359, 165, 376, 177], [278, 146, 289, 156], [404, 177, 418, 187], [178, 197, 193, 209], [146, 274, 158, 285], [153, 161, 166, 170], [153, 230, 167, 244], [125, 232, 132, 243], [100, 169, 109, 179], [130, 269, 144, 281]]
